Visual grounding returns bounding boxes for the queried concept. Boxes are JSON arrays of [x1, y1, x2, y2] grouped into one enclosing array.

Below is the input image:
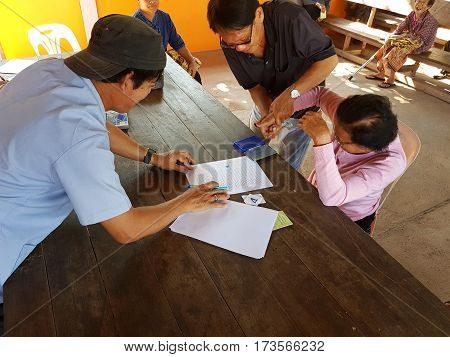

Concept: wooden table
[[4, 58, 450, 337]]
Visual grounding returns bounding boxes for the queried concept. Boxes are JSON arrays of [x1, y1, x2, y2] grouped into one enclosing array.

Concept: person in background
[[291, 0, 331, 21], [345, 1, 370, 23], [366, 0, 439, 88], [0, 15, 229, 334], [207, 0, 338, 171], [134, 0, 202, 84], [294, 87, 406, 234]]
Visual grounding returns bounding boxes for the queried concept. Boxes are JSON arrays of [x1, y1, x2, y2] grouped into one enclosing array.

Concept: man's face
[[217, 7, 264, 55], [219, 26, 254, 53], [139, 0, 159, 12], [112, 74, 157, 113]]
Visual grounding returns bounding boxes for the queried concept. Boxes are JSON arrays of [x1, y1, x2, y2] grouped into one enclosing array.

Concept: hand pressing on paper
[[176, 181, 230, 212], [152, 150, 196, 173]]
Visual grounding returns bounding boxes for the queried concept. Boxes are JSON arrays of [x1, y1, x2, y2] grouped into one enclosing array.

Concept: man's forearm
[[293, 55, 338, 95], [249, 85, 273, 117], [106, 122, 147, 162], [101, 198, 187, 244]]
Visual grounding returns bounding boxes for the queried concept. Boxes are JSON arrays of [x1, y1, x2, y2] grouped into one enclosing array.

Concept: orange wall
[[0, 0, 87, 59], [96, 0, 221, 53]]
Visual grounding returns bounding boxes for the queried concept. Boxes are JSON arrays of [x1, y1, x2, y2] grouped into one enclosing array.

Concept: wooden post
[[343, 36, 352, 51], [361, 7, 377, 53]]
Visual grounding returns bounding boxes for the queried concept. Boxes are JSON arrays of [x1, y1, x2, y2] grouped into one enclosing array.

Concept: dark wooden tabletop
[[4, 57, 450, 337]]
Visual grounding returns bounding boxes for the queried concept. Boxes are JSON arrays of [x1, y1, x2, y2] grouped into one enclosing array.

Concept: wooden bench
[[411, 49, 450, 73], [323, 15, 388, 50], [321, 0, 450, 102], [323, 14, 450, 73]]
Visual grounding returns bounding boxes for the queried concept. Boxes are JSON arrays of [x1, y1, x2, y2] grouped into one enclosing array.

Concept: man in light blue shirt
[[0, 15, 229, 332]]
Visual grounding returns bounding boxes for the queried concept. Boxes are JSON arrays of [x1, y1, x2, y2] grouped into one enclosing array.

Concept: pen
[[187, 184, 229, 190], [176, 159, 194, 166]]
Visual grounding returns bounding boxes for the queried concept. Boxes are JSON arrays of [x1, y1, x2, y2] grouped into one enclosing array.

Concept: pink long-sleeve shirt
[[294, 87, 407, 221]]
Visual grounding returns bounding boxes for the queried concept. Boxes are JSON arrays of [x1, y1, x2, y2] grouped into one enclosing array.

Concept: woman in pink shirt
[[295, 87, 407, 234]]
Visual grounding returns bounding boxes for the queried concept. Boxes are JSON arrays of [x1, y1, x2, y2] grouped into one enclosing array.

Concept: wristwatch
[[143, 147, 157, 165], [291, 88, 301, 99]]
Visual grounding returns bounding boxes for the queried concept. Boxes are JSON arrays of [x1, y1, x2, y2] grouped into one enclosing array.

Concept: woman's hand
[[298, 111, 332, 146], [176, 181, 230, 213], [152, 150, 196, 172]]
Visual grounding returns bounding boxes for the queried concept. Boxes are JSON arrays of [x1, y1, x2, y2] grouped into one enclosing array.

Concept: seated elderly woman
[[288, 87, 406, 234], [366, 0, 439, 88], [134, 0, 202, 84]]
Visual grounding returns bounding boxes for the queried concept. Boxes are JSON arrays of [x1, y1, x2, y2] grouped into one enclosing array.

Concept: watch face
[[291, 89, 300, 99]]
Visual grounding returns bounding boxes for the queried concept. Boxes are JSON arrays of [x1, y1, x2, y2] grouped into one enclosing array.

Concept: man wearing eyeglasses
[[207, 0, 338, 170]]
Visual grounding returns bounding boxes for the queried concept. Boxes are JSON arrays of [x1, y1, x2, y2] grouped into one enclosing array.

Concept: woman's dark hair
[[101, 68, 163, 89], [427, 0, 435, 7], [207, 0, 260, 33], [336, 94, 398, 151]]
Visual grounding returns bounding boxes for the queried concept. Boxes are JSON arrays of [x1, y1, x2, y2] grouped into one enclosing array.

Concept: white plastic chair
[[28, 24, 81, 57]]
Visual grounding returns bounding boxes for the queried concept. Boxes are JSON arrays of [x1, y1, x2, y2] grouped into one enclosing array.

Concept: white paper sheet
[[170, 200, 278, 259], [0, 59, 37, 74], [185, 156, 273, 195]]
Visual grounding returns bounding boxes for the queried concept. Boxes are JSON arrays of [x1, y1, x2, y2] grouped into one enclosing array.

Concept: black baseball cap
[[65, 14, 166, 80]]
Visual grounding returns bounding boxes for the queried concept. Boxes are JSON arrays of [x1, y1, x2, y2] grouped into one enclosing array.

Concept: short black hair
[[336, 94, 398, 151], [427, 0, 435, 7], [207, 0, 260, 33], [101, 68, 163, 89]]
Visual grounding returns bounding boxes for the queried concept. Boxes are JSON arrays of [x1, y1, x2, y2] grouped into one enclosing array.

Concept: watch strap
[[143, 148, 156, 164]]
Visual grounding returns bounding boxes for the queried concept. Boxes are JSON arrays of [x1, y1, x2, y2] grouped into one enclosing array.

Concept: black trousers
[[194, 71, 202, 85], [355, 212, 376, 234]]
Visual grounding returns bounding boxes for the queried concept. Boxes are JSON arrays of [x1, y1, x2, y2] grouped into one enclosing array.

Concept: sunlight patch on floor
[[215, 83, 230, 92]]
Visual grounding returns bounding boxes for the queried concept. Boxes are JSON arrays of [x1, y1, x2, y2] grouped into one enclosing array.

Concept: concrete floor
[[195, 49, 450, 302]]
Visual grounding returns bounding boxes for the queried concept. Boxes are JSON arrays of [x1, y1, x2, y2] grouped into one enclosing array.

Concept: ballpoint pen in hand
[[186, 184, 229, 190]]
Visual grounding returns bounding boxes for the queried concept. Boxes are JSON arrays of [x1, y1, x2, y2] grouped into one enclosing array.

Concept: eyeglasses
[[220, 24, 253, 50]]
